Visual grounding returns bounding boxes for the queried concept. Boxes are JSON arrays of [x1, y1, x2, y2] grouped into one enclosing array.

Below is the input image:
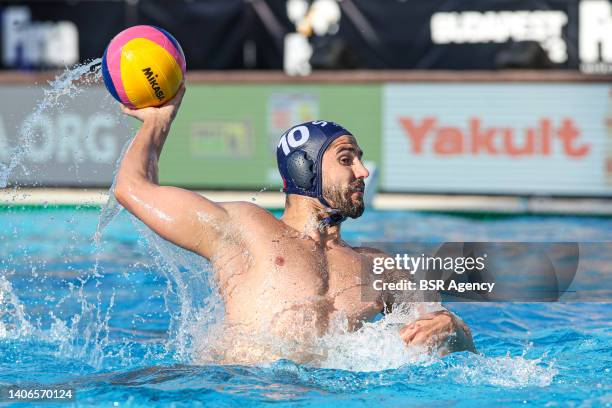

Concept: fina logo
[[430, 9, 569, 63], [579, 0, 612, 74], [1, 6, 78, 68]]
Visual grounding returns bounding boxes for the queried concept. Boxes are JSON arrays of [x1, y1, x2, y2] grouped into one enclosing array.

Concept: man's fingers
[[400, 322, 425, 343], [399, 312, 445, 338], [177, 83, 186, 97], [399, 310, 475, 353], [400, 325, 416, 339], [120, 104, 136, 115], [399, 322, 414, 336], [410, 331, 432, 346], [169, 84, 186, 105], [408, 325, 451, 347], [120, 105, 133, 117], [400, 314, 455, 346]]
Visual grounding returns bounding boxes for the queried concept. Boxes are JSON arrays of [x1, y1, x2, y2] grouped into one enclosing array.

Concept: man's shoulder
[[353, 246, 390, 259], [220, 201, 278, 222]]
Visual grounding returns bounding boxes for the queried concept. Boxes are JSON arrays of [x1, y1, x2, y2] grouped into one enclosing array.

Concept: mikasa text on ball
[[102, 25, 186, 109]]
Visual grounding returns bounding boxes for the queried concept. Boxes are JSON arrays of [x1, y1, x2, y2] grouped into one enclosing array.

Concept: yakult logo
[[398, 117, 590, 158], [579, 0, 612, 73]]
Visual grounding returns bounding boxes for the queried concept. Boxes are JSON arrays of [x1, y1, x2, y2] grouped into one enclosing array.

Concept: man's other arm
[[358, 247, 476, 354]]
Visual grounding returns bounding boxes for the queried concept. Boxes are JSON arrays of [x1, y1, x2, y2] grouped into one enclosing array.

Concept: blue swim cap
[[276, 120, 353, 208]]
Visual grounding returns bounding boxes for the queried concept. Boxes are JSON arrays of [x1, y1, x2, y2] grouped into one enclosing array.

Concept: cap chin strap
[[317, 196, 347, 228]]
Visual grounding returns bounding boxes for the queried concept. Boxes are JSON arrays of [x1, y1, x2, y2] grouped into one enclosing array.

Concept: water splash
[[0, 59, 102, 188], [0, 59, 130, 370], [93, 115, 138, 244], [449, 352, 557, 387], [129, 217, 223, 361], [251, 187, 268, 202], [0, 57, 224, 368], [0, 275, 32, 339], [315, 303, 444, 371]]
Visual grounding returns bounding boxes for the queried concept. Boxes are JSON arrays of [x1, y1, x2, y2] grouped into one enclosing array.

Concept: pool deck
[[1, 188, 611, 215]]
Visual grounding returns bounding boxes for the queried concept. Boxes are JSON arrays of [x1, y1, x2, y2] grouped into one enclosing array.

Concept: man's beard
[[322, 181, 365, 219]]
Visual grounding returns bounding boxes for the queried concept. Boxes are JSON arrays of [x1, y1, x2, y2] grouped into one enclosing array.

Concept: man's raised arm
[[113, 84, 228, 259]]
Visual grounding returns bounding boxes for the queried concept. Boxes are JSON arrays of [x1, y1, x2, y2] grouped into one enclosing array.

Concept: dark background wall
[[0, 0, 600, 71]]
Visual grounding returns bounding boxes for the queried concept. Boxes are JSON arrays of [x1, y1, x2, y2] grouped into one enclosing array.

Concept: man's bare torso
[[200, 203, 383, 364], [114, 89, 475, 364]]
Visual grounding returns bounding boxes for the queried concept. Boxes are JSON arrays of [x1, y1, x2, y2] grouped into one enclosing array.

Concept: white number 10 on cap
[[278, 125, 310, 155], [277, 121, 327, 156]]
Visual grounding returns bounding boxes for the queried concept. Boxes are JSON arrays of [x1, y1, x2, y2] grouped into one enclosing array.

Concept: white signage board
[[382, 83, 612, 196]]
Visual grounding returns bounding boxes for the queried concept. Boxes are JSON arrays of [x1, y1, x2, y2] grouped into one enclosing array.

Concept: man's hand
[[120, 83, 186, 124], [399, 310, 476, 356]]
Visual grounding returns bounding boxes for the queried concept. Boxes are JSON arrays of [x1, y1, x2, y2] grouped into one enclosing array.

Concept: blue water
[[0, 207, 610, 407]]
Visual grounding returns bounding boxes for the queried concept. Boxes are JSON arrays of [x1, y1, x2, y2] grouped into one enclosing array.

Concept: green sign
[[159, 84, 381, 189]]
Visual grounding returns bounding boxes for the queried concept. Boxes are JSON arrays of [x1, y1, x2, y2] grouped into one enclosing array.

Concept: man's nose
[[354, 160, 370, 180]]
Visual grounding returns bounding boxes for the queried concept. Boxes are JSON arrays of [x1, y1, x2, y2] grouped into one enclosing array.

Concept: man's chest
[[250, 239, 382, 322]]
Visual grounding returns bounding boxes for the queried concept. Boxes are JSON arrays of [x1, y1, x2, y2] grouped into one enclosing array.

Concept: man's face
[[321, 135, 370, 218]]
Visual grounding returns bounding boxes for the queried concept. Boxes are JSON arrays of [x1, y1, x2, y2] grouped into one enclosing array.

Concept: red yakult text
[[398, 117, 589, 157]]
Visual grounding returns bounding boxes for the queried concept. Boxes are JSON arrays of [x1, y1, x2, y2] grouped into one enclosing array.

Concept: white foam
[[450, 352, 558, 387]]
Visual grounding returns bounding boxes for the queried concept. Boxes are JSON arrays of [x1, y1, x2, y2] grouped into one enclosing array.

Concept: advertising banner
[[0, 86, 133, 186], [343, 0, 580, 70], [0, 83, 381, 188], [159, 84, 381, 189], [382, 83, 612, 196]]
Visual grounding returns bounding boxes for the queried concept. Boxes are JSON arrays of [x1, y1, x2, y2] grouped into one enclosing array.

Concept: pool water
[[0, 206, 610, 407]]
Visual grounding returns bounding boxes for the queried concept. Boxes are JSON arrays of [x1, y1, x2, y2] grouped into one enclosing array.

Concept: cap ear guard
[[286, 150, 315, 190]]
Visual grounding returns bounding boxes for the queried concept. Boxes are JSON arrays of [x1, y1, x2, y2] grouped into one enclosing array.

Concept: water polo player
[[113, 84, 475, 364]]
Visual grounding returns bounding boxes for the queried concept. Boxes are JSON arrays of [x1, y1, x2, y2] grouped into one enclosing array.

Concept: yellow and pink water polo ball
[[102, 25, 186, 109]]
